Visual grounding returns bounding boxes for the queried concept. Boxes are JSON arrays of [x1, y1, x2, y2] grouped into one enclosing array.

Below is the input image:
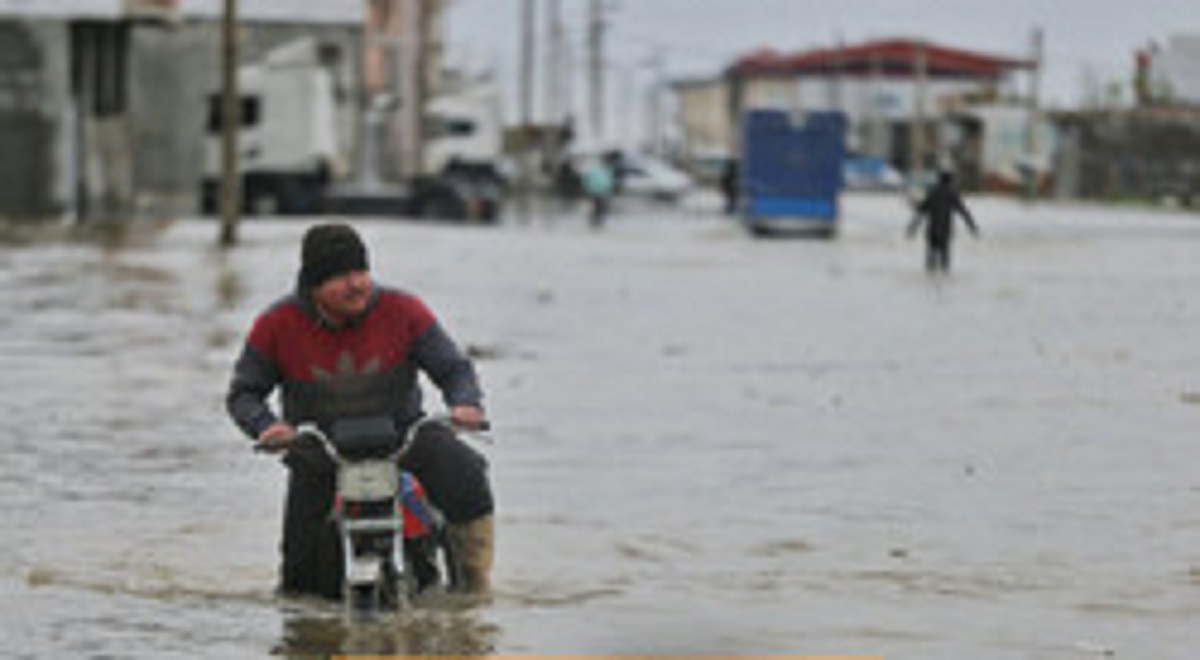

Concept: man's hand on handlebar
[[256, 422, 297, 452], [449, 405, 489, 431]]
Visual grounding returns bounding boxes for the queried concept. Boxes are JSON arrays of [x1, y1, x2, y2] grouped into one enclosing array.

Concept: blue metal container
[[740, 110, 847, 236]]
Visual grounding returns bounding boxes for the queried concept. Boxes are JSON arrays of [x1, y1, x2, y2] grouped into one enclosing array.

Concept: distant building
[[1056, 35, 1200, 205], [674, 38, 1038, 190], [1051, 106, 1200, 205], [0, 0, 370, 222], [673, 77, 733, 163], [0, 1, 463, 222]]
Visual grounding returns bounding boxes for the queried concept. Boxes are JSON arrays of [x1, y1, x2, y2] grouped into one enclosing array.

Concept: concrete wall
[[0, 21, 71, 220], [0, 16, 363, 222], [674, 79, 731, 159]]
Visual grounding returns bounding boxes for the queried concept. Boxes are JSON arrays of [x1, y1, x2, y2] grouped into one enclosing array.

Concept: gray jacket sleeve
[[411, 321, 484, 408], [225, 343, 281, 439]]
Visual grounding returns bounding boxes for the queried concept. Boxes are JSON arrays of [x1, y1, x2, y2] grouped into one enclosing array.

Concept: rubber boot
[[447, 514, 494, 596]]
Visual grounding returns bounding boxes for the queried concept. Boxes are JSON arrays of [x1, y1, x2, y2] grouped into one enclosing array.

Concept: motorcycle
[[259, 414, 490, 618]]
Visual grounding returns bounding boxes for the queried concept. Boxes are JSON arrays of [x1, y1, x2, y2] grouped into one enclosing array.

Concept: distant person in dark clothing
[[907, 171, 979, 272], [554, 157, 582, 209], [720, 159, 740, 215], [603, 150, 626, 196], [557, 115, 576, 153]]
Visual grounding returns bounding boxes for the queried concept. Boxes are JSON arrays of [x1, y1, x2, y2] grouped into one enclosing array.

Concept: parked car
[[614, 153, 693, 203], [843, 154, 905, 191]]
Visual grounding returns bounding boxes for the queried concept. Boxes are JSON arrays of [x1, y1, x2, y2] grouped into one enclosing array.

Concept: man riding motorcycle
[[226, 223, 494, 598]]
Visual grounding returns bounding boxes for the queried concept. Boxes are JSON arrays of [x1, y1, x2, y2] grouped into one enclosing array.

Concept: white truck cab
[[202, 39, 347, 215]]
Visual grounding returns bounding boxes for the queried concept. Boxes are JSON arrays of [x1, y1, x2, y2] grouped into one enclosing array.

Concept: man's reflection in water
[[274, 602, 499, 657]]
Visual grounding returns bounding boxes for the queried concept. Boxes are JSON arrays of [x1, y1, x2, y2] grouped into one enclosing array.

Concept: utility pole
[[830, 34, 845, 113], [416, 0, 436, 175], [518, 0, 536, 137], [219, 0, 240, 247], [561, 17, 574, 125], [542, 0, 563, 163], [909, 40, 928, 190], [399, 0, 424, 178], [517, 0, 537, 221], [1024, 26, 1044, 199], [869, 49, 885, 159], [543, 0, 562, 125], [619, 63, 635, 148], [587, 0, 605, 141], [645, 49, 665, 154]]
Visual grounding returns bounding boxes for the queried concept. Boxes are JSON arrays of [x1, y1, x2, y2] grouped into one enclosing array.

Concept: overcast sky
[[446, 0, 1200, 112]]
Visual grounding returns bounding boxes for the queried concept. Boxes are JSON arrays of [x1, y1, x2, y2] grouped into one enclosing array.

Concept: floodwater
[[3, 193, 1200, 658]]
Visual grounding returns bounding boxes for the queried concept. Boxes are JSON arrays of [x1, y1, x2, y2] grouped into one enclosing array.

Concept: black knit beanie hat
[[298, 223, 369, 291]]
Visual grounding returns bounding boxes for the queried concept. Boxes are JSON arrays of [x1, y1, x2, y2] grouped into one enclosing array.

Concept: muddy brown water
[[3, 195, 1200, 658]]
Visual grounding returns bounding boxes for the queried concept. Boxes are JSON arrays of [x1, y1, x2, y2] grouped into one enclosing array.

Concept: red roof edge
[[729, 38, 1033, 78]]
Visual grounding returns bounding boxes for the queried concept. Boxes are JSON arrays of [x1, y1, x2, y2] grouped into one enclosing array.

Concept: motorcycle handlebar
[[409, 414, 494, 445], [251, 423, 332, 457], [252, 415, 494, 456]]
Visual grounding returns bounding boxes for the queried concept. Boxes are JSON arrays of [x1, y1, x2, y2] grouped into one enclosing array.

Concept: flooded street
[[4, 193, 1200, 658]]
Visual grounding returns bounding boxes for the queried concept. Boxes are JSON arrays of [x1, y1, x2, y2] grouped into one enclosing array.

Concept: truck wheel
[[481, 200, 500, 224], [747, 221, 772, 238]]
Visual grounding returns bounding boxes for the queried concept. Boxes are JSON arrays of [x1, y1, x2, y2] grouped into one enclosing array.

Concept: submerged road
[[2, 193, 1200, 657]]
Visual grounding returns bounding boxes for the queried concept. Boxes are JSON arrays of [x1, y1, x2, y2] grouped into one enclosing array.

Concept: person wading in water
[[907, 171, 980, 273]]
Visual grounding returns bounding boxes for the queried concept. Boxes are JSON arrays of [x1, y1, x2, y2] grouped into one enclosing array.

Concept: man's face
[[312, 270, 372, 322]]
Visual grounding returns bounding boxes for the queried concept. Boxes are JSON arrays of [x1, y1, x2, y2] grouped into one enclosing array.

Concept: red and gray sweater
[[226, 286, 483, 439]]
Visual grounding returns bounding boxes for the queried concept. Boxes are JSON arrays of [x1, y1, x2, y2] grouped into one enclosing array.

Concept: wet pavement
[[3, 193, 1200, 658]]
